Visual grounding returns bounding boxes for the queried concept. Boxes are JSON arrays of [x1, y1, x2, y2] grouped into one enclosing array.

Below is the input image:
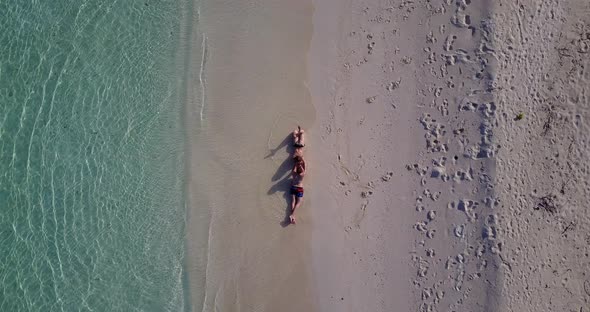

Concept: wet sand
[[185, 0, 316, 311]]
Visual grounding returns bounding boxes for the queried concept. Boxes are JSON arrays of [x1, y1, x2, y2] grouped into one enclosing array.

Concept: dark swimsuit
[[290, 185, 304, 197]]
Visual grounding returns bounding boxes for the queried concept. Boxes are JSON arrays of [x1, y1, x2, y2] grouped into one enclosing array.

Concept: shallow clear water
[[0, 1, 188, 311]]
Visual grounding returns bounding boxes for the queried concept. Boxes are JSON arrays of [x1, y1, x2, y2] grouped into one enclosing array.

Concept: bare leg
[[293, 126, 305, 146], [293, 127, 300, 140], [290, 196, 302, 224], [298, 128, 305, 146]]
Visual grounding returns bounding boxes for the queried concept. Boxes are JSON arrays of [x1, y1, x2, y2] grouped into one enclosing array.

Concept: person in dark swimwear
[[290, 164, 305, 224], [293, 126, 305, 157]]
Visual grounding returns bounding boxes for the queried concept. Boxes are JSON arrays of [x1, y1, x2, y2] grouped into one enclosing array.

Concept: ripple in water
[[0, 1, 187, 310]]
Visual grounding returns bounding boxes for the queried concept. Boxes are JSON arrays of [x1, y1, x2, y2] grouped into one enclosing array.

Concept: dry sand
[[309, 0, 590, 311], [308, 0, 500, 310], [489, 1, 590, 311], [308, 0, 420, 310], [184, 0, 590, 311]]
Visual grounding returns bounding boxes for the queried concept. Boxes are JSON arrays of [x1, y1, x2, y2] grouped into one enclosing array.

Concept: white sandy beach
[[185, 0, 590, 311]]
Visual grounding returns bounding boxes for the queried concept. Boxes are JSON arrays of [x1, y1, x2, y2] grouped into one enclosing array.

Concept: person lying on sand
[[290, 165, 305, 224], [293, 126, 305, 157]]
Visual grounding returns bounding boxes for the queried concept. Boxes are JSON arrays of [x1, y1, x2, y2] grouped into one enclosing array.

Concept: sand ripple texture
[[0, 1, 188, 311]]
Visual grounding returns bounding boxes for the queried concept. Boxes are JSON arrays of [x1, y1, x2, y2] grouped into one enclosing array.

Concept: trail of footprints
[[407, 1, 503, 311], [321, 1, 507, 310]]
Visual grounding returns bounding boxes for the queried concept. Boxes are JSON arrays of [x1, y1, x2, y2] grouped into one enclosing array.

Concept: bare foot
[[290, 215, 296, 224]]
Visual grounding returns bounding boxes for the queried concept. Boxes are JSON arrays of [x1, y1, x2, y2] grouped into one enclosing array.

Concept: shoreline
[[182, 0, 208, 309]]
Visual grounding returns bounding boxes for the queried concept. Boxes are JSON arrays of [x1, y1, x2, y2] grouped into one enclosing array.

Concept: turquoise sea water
[[1, 1, 189, 310]]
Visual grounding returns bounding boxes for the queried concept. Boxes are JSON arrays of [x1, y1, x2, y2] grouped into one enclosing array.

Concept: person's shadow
[[268, 176, 294, 227], [266, 134, 295, 227]]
